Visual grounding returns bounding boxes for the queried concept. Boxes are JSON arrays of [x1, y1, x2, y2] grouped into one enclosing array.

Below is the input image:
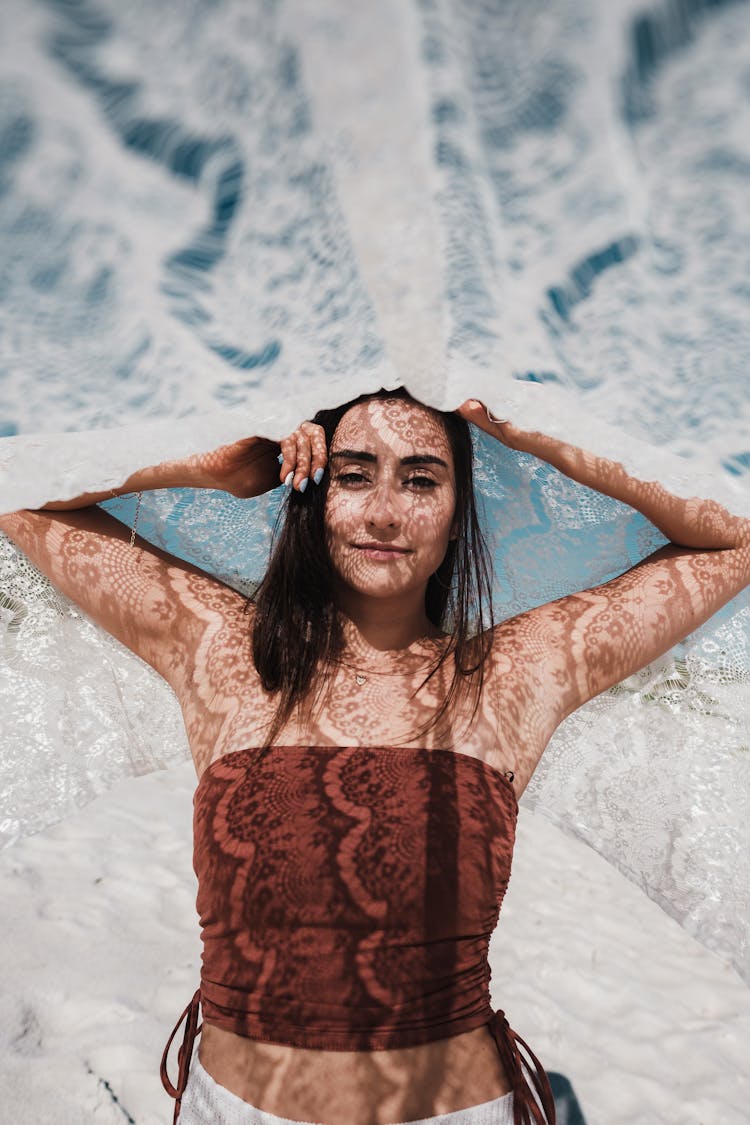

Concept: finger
[[300, 422, 328, 484], [292, 428, 313, 491], [278, 437, 296, 485], [454, 399, 484, 420], [456, 400, 510, 429]]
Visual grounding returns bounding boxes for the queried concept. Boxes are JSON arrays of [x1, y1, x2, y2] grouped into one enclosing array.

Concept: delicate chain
[[331, 647, 446, 686], [108, 488, 144, 548], [130, 491, 144, 548], [336, 660, 439, 680]]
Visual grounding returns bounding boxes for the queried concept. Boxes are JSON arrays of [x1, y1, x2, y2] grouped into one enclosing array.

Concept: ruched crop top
[[161, 745, 556, 1125]]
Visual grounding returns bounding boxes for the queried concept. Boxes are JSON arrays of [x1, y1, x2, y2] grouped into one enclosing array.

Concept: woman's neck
[[335, 598, 444, 659]]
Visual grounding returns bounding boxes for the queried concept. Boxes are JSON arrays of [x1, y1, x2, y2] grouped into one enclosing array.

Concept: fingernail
[[313, 467, 324, 485], [298, 477, 309, 493], [284, 470, 294, 487], [277, 453, 284, 463]]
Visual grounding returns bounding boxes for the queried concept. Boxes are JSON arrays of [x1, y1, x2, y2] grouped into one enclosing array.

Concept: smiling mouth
[[353, 544, 411, 554]]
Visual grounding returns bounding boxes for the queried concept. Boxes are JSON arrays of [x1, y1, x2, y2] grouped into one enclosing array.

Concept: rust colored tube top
[[161, 745, 555, 1125]]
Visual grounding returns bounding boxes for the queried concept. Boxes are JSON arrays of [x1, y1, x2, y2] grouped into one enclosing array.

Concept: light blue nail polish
[[277, 453, 284, 463], [298, 477, 309, 493], [313, 467, 324, 485], [284, 470, 294, 487]]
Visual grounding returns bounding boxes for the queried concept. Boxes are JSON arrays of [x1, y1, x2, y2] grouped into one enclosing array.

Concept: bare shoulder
[[153, 567, 266, 761], [155, 564, 257, 692], [482, 539, 750, 792], [0, 506, 263, 770]]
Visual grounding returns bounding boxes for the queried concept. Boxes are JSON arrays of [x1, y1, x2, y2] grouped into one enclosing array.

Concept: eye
[[334, 472, 437, 489], [335, 472, 370, 486]]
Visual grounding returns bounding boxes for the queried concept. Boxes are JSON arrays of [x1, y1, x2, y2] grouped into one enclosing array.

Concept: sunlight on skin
[[324, 398, 458, 658], [2, 391, 748, 1123], [193, 398, 518, 1120]]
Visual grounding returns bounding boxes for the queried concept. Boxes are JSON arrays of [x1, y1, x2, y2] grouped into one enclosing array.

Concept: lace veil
[[1, 0, 748, 981]]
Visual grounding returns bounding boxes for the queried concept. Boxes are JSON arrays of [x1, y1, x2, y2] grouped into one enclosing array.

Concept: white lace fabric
[[0, 0, 748, 980]]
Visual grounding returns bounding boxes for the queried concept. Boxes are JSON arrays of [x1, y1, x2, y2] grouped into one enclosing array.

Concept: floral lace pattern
[[193, 745, 517, 1048], [0, 0, 748, 982]]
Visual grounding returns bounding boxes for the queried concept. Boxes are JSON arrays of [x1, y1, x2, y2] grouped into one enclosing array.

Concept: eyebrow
[[329, 449, 449, 469]]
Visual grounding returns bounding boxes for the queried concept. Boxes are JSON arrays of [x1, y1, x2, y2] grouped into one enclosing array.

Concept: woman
[[1, 387, 748, 1125]]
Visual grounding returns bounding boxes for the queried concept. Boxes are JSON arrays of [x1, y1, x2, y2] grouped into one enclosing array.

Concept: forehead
[[332, 398, 452, 459]]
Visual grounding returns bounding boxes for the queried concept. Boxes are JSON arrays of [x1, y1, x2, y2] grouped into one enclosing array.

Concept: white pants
[[179, 1054, 515, 1125]]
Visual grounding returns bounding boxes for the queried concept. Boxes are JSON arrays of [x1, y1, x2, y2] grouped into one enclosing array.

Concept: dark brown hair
[[247, 387, 495, 747]]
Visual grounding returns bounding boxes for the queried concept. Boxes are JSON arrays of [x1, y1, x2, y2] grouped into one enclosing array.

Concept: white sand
[[0, 762, 748, 1125]]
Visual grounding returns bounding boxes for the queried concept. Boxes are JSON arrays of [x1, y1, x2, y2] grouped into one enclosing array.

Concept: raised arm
[[457, 401, 750, 752], [461, 403, 750, 553], [24, 434, 284, 511], [0, 436, 287, 692]]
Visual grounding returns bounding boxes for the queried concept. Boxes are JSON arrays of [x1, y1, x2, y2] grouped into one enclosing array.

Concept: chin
[[330, 563, 417, 599], [345, 576, 412, 598]]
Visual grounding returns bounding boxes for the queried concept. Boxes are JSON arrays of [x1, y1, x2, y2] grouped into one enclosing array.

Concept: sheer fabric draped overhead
[[1, 0, 748, 979]]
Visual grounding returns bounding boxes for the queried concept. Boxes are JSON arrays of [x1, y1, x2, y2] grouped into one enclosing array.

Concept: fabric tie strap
[[489, 1009, 556, 1125], [160, 988, 202, 1123], [160, 994, 555, 1125]]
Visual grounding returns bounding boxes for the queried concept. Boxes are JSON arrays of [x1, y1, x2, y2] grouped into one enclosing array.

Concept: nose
[[364, 480, 401, 529]]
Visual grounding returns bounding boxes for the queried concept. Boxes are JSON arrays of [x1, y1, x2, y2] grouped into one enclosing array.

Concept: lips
[[354, 543, 411, 553]]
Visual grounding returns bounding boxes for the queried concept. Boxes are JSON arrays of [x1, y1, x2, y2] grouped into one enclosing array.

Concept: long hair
[[247, 387, 496, 748]]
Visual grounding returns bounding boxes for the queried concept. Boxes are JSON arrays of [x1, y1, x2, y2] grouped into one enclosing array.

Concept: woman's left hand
[[453, 399, 526, 451]]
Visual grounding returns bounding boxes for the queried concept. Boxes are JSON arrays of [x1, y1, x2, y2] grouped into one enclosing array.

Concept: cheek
[[324, 492, 358, 536], [410, 499, 457, 560], [416, 491, 456, 535], [323, 494, 363, 566]]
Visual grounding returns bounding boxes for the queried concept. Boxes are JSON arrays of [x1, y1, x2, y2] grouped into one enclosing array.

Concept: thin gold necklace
[[333, 647, 447, 687]]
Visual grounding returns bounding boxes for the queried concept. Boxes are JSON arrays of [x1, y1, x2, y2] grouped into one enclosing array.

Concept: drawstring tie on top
[[489, 1009, 556, 1125], [161, 988, 202, 1124], [161, 994, 555, 1125]]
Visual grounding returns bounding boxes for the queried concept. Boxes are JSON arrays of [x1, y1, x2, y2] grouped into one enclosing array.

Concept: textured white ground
[[0, 762, 747, 1125]]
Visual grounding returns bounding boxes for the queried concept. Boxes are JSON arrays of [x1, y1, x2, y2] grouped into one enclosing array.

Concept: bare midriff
[[198, 1021, 513, 1124]]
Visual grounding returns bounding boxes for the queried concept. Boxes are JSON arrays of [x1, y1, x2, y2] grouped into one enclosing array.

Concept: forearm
[[510, 427, 750, 551], [34, 454, 209, 511], [33, 431, 283, 512]]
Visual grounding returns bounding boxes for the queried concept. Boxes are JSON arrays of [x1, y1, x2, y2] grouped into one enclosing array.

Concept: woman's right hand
[[198, 421, 328, 498], [277, 421, 329, 492], [196, 436, 283, 498]]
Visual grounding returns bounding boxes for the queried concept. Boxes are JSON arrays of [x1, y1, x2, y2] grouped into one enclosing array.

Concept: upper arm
[[528, 540, 750, 729], [0, 505, 251, 695]]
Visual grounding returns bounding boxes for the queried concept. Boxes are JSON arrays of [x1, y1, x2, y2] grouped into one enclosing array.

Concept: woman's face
[[324, 398, 457, 602]]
